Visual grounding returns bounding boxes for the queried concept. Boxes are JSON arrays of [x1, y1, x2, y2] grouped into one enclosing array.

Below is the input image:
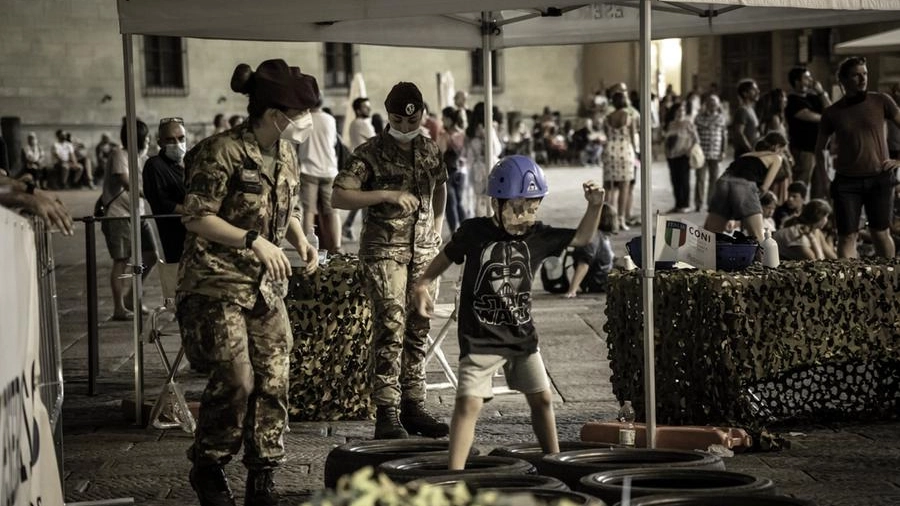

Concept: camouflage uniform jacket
[[333, 131, 447, 263], [177, 123, 303, 310]]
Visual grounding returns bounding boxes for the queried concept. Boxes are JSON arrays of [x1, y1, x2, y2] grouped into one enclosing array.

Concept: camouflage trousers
[[360, 252, 438, 406], [176, 293, 292, 469]]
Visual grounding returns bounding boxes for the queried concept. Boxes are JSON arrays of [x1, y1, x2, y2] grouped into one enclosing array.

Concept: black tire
[[323, 439, 478, 489], [489, 441, 622, 472], [413, 472, 569, 491], [377, 455, 536, 484], [540, 448, 725, 489], [620, 494, 816, 506], [579, 468, 775, 504]]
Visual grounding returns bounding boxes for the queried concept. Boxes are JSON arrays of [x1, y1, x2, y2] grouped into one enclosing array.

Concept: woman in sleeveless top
[[704, 131, 788, 241], [601, 92, 636, 230]]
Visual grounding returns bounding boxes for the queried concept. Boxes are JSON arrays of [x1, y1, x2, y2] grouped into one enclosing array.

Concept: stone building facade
[[1, 1, 898, 172]]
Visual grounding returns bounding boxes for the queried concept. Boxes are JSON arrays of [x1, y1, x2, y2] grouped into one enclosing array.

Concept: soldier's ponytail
[[231, 63, 267, 121]]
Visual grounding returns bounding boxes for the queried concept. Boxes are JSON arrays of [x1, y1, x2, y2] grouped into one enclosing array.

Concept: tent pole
[[482, 11, 494, 173], [121, 33, 145, 426], [639, 0, 657, 449]]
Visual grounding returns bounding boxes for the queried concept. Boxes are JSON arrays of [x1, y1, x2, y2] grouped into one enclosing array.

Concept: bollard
[[84, 216, 100, 395]]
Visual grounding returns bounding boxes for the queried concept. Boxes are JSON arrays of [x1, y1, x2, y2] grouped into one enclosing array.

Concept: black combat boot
[[400, 400, 449, 438], [374, 405, 409, 439], [189, 465, 236, 506], [245, 468, 279, 506]]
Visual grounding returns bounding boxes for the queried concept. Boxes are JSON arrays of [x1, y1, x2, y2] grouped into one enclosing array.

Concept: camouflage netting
[[286, 253, 375, 421], [605, 258, 900, 430]]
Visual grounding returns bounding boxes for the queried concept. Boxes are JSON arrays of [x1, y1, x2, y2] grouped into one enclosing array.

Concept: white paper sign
[[654, 215, 716, 270]]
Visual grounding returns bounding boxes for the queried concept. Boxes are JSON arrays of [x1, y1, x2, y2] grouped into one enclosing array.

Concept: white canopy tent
[[115, 0, 900, 437], [835, 26, 900, 54]]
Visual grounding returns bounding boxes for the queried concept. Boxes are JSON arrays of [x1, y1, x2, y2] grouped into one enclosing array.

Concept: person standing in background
[[786, 66, 832, 199], [815, 56, 900, 259], [101, 118, 158, 320], [342, 97, 377, 241], [693, 94, 727, 212], [297, 99, 341, 251], [143, 117, 188, 263], [731, 79, 760, 159]]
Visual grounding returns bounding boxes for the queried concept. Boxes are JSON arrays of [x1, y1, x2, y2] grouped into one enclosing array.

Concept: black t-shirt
[[786, 93, 823, 152], [443, 217, 575, 358]]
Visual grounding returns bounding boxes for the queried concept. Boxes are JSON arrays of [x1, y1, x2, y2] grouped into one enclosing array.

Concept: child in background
[[412, 155, 605, 469], [564, 203, 616, 298], [774, 199, 837, 260], [773, 181, 808, 229], [760, 191, 778, 233]]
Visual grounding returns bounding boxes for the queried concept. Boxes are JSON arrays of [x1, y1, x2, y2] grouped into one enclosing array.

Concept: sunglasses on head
[[159, 117, 184, 125]]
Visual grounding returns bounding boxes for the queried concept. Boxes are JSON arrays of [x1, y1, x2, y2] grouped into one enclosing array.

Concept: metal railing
[[74, 213, 179, 398]]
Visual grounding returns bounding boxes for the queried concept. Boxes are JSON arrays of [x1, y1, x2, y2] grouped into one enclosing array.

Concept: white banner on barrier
[[654, 214, 717, 270], [0, 208, 64, 506]]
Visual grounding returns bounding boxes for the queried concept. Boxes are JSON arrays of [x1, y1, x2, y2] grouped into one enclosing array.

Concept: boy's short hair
[[787, 181, 808, 198]]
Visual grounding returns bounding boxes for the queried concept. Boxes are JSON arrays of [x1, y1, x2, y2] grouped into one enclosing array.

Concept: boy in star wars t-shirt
[[412, 155, 605, 470]]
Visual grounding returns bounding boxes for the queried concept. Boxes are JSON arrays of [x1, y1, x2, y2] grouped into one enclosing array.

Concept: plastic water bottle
[[617, 400, 636, 447], [308, 233, 328, 266], [761, 228, 780, 268]]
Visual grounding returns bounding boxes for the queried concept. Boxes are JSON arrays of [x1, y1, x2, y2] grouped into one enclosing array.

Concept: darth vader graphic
[[472, 240, 532, 326]]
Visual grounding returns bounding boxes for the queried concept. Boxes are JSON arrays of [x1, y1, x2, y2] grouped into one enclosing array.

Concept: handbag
[[93, 189, 125, 218], [689, 143, 706, 170]]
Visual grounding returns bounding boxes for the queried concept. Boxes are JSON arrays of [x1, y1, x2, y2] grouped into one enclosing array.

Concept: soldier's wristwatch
[[244, 230, 259, 249]]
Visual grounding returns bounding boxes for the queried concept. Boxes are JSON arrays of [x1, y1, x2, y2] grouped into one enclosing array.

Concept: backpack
[[540, 248, 572, 294]]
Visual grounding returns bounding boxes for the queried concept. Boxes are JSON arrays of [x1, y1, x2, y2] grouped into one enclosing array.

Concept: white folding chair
[[144, 262, 196, 433]]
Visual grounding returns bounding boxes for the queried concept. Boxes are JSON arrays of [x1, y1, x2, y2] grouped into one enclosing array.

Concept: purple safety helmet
[[487, 155, 549, 199]]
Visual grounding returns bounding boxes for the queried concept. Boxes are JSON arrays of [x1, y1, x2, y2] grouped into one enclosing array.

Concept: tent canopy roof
[[835, 26, 900, 54], [117, 1, 900, 48]]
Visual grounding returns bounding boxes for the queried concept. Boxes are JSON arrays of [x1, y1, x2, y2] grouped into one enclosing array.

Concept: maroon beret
[[255, 59, 319, 111]]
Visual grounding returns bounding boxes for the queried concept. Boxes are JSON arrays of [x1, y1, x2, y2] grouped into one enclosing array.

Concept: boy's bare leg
[[525, 390, 559, 454], [449, 396, 483, 470]]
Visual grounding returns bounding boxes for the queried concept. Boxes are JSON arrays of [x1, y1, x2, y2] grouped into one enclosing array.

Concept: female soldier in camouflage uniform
[[176, 59, 319, 506], [333, 82, 450, 440]]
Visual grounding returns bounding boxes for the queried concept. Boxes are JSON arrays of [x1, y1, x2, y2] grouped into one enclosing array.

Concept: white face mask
[[277, 111, 313, 145], [164, 141, 187, 163], [388, 126, 421, 144]]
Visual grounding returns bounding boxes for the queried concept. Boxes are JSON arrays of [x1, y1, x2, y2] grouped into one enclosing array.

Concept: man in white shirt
[[348, 97, 376, 150], [298, 101, 341, 250], [51, 129, 83, 189], [343, 97, 377, 240]]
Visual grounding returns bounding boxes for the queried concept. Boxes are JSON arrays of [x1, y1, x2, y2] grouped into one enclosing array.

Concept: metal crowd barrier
[[29, 215, 65, 481]]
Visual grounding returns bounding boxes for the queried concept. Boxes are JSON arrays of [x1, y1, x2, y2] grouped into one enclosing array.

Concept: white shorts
[[456, 351, 550, 399]]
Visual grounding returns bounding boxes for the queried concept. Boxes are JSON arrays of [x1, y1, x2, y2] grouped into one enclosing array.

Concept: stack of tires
[[323, 440, 814, 505]]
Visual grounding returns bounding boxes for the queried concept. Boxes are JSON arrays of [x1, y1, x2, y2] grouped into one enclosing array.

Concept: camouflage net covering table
[[286, 253, 374, 421], [605, 258, 900, 429]]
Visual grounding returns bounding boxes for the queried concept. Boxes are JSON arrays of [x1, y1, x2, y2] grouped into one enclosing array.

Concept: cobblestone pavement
[[49, 162, 899, 505]]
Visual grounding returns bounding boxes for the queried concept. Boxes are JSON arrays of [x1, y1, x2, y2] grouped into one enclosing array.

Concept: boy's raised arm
[[570, 181, 605, 247], [413, 251, 454, 318]]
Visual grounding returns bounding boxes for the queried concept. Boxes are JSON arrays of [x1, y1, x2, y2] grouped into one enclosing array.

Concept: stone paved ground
[[48, 162, 900, 505]]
